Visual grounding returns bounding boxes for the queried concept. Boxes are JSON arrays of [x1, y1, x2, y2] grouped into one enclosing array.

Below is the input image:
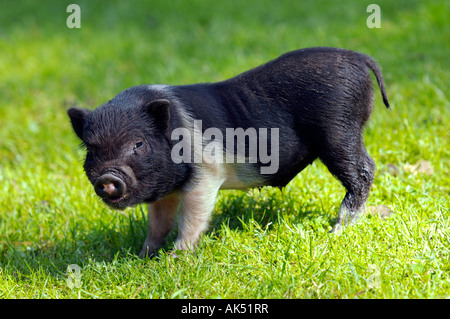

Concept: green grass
[[0, 0, 448, 299]]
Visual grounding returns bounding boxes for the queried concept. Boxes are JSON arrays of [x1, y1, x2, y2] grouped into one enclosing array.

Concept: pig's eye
[[133, 141, 144, 150]]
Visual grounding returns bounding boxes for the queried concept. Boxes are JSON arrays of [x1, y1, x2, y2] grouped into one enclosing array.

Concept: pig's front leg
[[139, 192, 181, 258], [174, 174, 224, 252]]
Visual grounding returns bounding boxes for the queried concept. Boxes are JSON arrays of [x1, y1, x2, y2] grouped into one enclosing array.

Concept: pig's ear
[[146, 99, 171, 131], [67, 107, 91, 140]]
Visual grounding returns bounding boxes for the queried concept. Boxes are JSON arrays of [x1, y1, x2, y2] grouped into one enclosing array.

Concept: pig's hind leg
[[317, 132, 375, 232]]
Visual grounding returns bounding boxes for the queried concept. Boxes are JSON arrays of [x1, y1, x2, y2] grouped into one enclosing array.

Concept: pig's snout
[[94, 174, 126, 201]]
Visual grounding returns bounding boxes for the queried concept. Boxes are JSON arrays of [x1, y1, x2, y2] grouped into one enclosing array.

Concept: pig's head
[[67, 86, 190, 209]]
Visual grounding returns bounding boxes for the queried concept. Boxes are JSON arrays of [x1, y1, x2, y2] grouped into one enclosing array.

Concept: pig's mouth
[[102, 193, 133, 209], [107, 195, 125, 204]]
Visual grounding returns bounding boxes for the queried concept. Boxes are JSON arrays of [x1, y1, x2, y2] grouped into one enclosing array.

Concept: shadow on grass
[[0, 206, 148, 282], [0, 189, 333, 268], [213, 188, 336, 232], [0, 187, 337, 285]]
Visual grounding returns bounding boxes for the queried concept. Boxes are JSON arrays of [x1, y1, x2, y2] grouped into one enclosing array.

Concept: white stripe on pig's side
[[162, 89, 264, 251], [171, 99, 222, 251]]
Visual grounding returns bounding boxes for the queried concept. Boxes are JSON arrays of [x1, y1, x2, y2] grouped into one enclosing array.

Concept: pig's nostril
[[102, 183, 117, 196], [94, 174, 126, 199]]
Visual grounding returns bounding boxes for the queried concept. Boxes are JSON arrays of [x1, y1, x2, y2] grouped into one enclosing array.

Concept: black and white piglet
[[68, 47, 390, 258]]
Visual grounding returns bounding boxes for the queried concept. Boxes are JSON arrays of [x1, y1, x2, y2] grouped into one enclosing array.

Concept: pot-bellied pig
[[68, 47, 390, 258]]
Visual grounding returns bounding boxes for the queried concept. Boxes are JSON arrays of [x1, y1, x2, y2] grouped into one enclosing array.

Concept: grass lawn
[[0, 0, 448, 299]]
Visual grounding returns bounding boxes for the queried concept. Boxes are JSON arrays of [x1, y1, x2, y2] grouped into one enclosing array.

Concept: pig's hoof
[[169, 251, 179, 259], [139, 247, 157, 259], [330, 223, 343, 233]]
